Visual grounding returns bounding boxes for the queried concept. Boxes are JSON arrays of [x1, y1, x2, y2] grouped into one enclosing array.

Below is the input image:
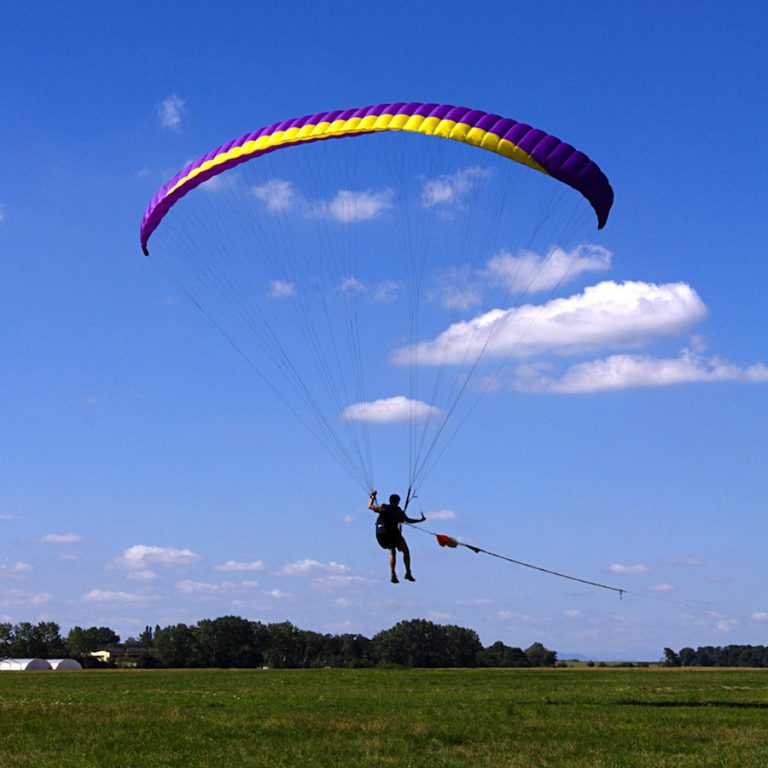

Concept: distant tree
[[663, 647, 680, 666], [443, 625, 483, 667], [8, 622, 64, 657], [263, 621, 303, 668], [139, 625, 155, 649], [0, 622, 12, 655], [373, 619, 446, 667], [154, 624, 200, 667], [66, 626, 120, 659], [524, 642, 556, 667], [196, 616, 261, 668], [336, 633, 374, 667], [372, 619, 481, 668], [478, 641, 529, 668], [678, 647, 696, 666]]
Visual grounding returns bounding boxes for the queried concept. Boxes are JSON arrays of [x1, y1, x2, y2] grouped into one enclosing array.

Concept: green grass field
[[1, 668, 767, 767]]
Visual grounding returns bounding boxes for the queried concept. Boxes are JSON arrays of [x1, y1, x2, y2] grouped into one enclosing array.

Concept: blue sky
[[2, 1, 767, 659]]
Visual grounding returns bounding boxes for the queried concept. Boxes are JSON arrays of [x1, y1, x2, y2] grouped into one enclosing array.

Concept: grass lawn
[[1, 667, 767, 767]]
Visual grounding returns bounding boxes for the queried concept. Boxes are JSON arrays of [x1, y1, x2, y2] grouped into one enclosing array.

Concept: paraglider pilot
[[368, 491, 425, 583]]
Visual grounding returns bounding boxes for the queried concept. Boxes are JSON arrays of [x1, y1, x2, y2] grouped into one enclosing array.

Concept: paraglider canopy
[[141, 102, 613, 255], [140, 101, 613, 497]]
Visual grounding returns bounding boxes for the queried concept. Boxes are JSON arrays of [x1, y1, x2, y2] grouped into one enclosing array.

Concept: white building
[[47, 658, 83, 670], [0, 658, 53, 670]]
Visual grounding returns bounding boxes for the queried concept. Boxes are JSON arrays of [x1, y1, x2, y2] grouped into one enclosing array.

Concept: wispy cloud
[[112, 544, 200, 570], [214, 560, 266, 572], [484, 244, 612, 293], [312, 574, 369, 590], [340, 275, 367, 294], [428, 610, 455, 621], [278, 559, 350, 576], [0, 588, 50, 607], [200, 171, 238, 193], [269, 280, 296, 299], [430, 244, 611, 312], [752, 611, 768, 621], [514, 347, 768, 393], [608, 563, 650, 575], [127, 569, 157, 582], [157, 94, 185, 132], [175, 579, 259, 595], [420, 166, 491, 209], [83, 589, 147, 603], [666, 557, 703, 567], [252, 178, 297, 211], [341, 396, 441, 423], [649, 583, 676, 592], [38, 533, 81, 544], [252, 179, 393, 222], [395, 281, 708, 366], [0, 203, 6, 222], [311, 189, 394, 222], [426, 509, 458, 521], [0, 562, 33, 577], [373, 281, 400, 303]]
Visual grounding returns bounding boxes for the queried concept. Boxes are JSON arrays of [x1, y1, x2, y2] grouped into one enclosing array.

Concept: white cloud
[[200, 172, 238, 193], [127, 569, 157, 582], [0, 588, 49, 607], [667, 557, 702, 566], [395, 281, 707, 366], [269, 280, 296, 299], [157, 94, 185, 132], [516, 348, 768, 393], [564, 609, 586, 619], [484, 244, 612, 293], [649, 583, 676, 592], [312, 574, 369, 590], [0, 514, 22, 521], [426, 509, 458, 521], [30, 592, 51, 605], [214, 560, 266, 572], [38, 533, 81, 544], [267, 588, 289, 599], [716, 618, 739, 633], [441, 286, 483, 311], [420, 166, 491, 209], [84, 589, 146, 603], [340, 275, 367, 294], [113, 544, 200, 570], [0, 562, 33, 577], [252, 178, 297, 212], [175, 579, 249, 595], [497, 610, 542, 623], [752, 611, 768, 621], [608, 563, 650, 574], [252, 179, 393, 224], [373, 281, 400, 303], [279, 559, 350, 576], [455, 597, 492, 606], [341, 395, 441, 423], [312, 189, 394, 222], [429, 611, 455, 621]]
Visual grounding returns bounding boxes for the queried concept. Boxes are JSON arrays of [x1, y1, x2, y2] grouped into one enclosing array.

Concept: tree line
[[663, 645, 768, 667], [1, 618, 557, 669]]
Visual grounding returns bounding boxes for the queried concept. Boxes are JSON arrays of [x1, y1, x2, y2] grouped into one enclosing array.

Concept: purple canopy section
[[140, 102, 613, 254]]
